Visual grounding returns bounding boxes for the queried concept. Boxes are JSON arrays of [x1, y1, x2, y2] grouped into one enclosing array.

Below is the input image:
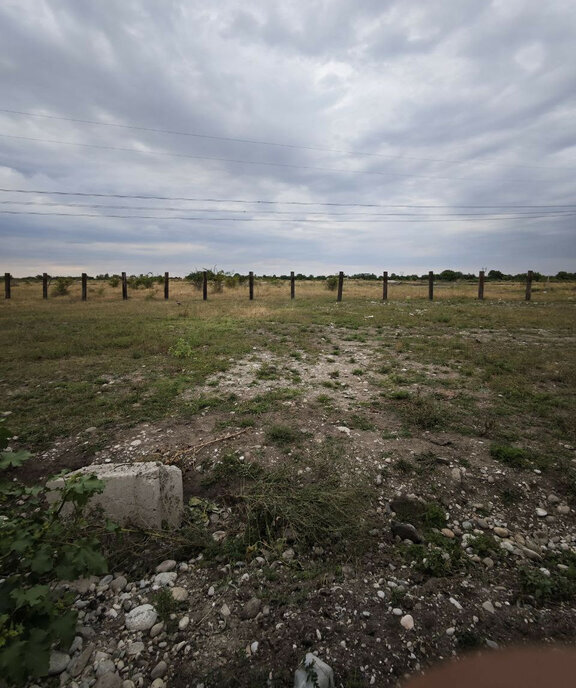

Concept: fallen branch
[[167, 427, 251, 466]]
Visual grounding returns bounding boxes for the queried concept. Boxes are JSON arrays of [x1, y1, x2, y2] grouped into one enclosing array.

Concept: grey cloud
[[0, 0, 574, 276]]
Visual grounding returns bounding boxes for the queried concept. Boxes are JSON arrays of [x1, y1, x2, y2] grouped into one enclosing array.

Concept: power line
[[1, 107, 572, 173], [1, 209, 574, 222], [1, 199, 574, 218], [0, 133, 553, 185], [1, 187, 575, 209]]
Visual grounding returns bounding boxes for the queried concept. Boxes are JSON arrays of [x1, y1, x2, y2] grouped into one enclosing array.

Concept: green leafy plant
[[0, 425, 110, 684], [51, 277, 73, 297], [169, 337, 194, 359]]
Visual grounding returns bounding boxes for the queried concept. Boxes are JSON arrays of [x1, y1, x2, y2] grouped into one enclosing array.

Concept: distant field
[[1, 278, 574, 450]]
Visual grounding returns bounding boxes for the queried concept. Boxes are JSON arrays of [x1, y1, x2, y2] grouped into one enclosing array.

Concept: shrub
[[51, 277, 73, 296], [108, 276, 120, 288], [0, 423, 110, 684], [325, 275, 338, 291]]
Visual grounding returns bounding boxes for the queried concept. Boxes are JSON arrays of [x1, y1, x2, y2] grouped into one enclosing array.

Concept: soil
[[10, 325, 576, 687]]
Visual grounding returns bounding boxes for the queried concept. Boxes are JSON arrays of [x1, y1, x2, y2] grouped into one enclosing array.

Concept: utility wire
[[1, 209, 574, 222], [0, 133, 554, 185], [1, 199, 574, 218], [1, 187, 575, 209], [0, 107, 572, 173]]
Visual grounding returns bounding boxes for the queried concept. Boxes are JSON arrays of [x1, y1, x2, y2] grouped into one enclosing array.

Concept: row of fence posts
[[3, 270, 536, 302]]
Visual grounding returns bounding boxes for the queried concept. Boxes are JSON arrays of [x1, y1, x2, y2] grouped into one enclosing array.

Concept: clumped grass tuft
[[265, 424, 307, 447], [393, 394, 449, 430]]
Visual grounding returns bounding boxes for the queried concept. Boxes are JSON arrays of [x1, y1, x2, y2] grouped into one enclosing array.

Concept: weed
[[395, 458, 414, 474], [265, 425, 306, 447], [467, 533, 499, 558], [394, 394, 449, 430], [256, 363, 280, 380], [150, 587, 179, 627], [203, 454, 264, 486], [347, 414, 376, 431], [329, 370, 340, 379], [352, 368, 364, 376]]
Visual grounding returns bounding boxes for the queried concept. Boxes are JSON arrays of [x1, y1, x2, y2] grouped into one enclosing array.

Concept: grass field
[[2, 277, 576, 685], [1, 278, 574, 452]]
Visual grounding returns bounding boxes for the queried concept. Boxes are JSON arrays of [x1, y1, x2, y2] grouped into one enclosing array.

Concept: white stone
[[449, 597, 463, 610], [536, 508, 548, 518], [171, 586, 188, 602], [47, 463, 183, 529], [482, 601, 495, 614], [125, 604, 158, 631], [153, 572, 177, 587], [178, 616, 190, 630], [400, 614, 414, 630], [294, 653, 335, 688]]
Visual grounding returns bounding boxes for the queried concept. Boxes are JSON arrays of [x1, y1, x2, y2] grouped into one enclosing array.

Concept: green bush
[[0, 421, 110, 684], [325, 275, 338, 291], [51, 277, 73, 297]]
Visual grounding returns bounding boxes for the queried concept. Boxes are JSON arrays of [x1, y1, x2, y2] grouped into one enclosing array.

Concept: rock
[[171, 586, 188, 602], [294, 653, 334, 688], [483, 557, 495, 569], [476, 519, 489, 530], [220, 603, 231, 617], [151, 661, 168, 679], [250, 641, 259, 655], [400, 614, 414, 630], [96, 659, 116, 677], [178, 616, 190, 630], [69, 636, 83, 654], [125, 604, 158, 631], [122, 682, 135, 688], [150, 622, 164, 638], [241, 597, 262, 620], [557, 505, 571, 515], [336, 426, 351, 436], [111, 576, 127, 593], [451, 467, 462, 482], [391, 521, 422, 544], [68, 643, 95, 677], [282, 548, 295, 561], [153, 572, 177, 587], [47, 463, 183, 529], [95, 674, 122, 688], [482, 601, 495, 614], [207, 586, 215, 596], [155, 559, 177, 573], [547, 494, 560, 504], [212, 530, 227, 542], [126, 642, 145, 656], [48, 651, 70, 676], [523, 547, 542, 561], [150, 680, 165, 688], [493, 527, 509, 538], [441, 528, 455, 538], [536, 508, 548, 518], [449, 597, 463, 610]]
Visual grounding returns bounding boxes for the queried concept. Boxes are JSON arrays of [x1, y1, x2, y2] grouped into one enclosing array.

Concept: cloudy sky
[[1, 0, 575, 277]]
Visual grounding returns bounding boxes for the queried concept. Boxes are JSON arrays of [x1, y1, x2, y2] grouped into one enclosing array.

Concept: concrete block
[[47, 462, 183, 529]]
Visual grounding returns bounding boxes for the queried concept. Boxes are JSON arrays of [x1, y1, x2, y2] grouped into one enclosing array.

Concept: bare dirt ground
[[18, 318, 576, 687]]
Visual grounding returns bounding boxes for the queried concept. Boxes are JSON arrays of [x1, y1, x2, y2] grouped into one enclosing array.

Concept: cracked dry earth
[[32, 324, 576, 688]]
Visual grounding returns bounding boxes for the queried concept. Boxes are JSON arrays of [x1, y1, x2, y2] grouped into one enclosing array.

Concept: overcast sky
[[1, 0, 575, 277]]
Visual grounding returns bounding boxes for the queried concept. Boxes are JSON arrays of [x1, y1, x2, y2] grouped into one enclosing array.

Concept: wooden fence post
[[43, 273, 48, 299], [478, 270, 485, 300], [81, 273, 87, 301], [337, 271, 344, 302], [203, 271, 208, 301], [382, 271, 388, 301], [164, 272, 169, 300], [428, 271, 434, 301], [249, 271, 254, 300], [4, 273, 10, 300], [290, 271, 295, 300], [525, 270, 533, 301], [122, 272, 128, 300]]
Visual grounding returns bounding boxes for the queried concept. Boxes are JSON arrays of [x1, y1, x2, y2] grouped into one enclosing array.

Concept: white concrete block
[[47, 462, 183, 529]]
